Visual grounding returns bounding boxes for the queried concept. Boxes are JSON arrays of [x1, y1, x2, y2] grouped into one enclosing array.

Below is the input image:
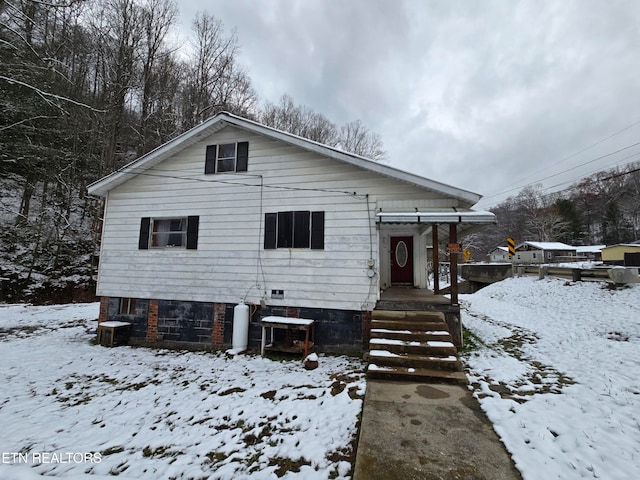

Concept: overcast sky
[[175, 0, 640, 208]]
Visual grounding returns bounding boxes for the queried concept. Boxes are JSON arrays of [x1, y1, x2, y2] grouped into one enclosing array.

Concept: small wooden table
[[260, 316, 315, 358], [97, 321, 132, 347]]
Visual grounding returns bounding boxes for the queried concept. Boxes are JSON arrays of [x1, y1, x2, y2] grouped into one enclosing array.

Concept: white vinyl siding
[[96, 126, 462, 311]]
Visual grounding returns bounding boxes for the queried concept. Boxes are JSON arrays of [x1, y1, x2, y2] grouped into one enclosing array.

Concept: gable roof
[[87, 112, 482, 204]]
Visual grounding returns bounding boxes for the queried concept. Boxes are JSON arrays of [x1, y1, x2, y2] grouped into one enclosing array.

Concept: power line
[[479, 141, 640, 204], [478, 155, 640, 210], [480, 119, 640, 201], [120, 170, 364, 198]]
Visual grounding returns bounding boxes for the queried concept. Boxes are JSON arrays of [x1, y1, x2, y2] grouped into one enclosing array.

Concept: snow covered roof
[[575, 245, 606, 254], [490, 246, 509, 253], [87, 112, 482, 205], [518, 241, 576, 251]]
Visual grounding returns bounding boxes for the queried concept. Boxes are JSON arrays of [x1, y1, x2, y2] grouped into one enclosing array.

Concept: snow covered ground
[[462, 276, 640, 480], [2, 276, 638, 480], [0, 304, 365, 480]]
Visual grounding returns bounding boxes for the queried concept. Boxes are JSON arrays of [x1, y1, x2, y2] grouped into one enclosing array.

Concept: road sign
[[447, 243, 462, 253], [507, 237, 515, 257]]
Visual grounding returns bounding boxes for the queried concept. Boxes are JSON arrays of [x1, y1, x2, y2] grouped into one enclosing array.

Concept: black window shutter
[[311, 211, 325, 249], [293, 211, 311, 248], [139, 217, 151, 249], [277, 211, 293, 248], [186, 216, 199, 249], [264, 213, 277, 249], [205, 145, 216, 174], [236, 141, 249, 172]]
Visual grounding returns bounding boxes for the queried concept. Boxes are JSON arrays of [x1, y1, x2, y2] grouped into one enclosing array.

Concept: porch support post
[[449, 223, 459, 305], [432, 224, 439, 294]]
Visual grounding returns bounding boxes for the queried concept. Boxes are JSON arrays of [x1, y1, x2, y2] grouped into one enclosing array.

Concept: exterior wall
[[96, 125, 459, 312], [514, 249, 575, 264], [102, 296, 364, 352], [602, 245, 640, 262], [513, 250, 542, 264], [489, 250, 510, 262]]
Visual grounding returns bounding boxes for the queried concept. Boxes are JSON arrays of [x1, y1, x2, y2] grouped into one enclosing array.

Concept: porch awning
[[376, 209, 496, 224]]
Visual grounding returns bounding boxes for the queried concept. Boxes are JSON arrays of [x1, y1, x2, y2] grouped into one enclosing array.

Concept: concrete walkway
[[353, 380, 522, 480]]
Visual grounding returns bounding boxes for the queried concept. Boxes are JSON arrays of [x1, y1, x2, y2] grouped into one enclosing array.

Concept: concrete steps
[[367, 365, 467, 383], [369, 338, 457, 356], [370, 328, 452, 343], [367, 309, 465, 384], [369, 349, 461, 371]]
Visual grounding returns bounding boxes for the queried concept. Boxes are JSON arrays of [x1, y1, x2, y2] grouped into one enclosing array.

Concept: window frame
[[150, 217, 188, 248], [119, 298, 136, 315], [205, 141, 249, 174]]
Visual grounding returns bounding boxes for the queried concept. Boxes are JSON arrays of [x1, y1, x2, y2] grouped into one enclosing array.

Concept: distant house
[[513, 241, 576, 264], [488, 246, 510, 263], [88, 112, 495, 352], [575, 245, 605, 262], [601, 243, 640, 266]]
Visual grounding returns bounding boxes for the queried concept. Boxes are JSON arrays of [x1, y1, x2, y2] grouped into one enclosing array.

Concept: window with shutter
[[311, 211, 324, 250], [264, 211, 324, 250], [204, 141, 249, 174], [139, 216, 199, 249]]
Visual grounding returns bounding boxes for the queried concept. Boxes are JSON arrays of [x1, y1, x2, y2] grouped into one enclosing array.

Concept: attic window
[[205, 141, 249, 174]]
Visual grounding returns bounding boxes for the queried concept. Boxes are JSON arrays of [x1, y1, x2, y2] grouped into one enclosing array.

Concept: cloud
[[175, 0, 640, 207]]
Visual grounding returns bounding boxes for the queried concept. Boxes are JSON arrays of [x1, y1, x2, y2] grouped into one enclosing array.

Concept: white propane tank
[[232, 302, 250, 352]]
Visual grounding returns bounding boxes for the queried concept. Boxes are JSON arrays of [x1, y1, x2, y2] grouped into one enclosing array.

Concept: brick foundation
[[212, 303, 225, 347], [101, 296, 364, 352], [147, 299, 158, 342], [99, 297, 109, 324]]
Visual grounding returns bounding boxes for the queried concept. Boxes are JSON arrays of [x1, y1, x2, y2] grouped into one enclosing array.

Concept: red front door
[[390, 236, 414, 285]]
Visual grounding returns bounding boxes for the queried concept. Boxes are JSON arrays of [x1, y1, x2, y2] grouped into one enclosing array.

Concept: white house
[[488, 246, 510, 263], [88, 112, 494, 351], [513, 241, 576, 264]]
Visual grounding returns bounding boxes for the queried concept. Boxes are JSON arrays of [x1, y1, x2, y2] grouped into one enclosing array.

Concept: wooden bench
[[260, 316, 315, 358]]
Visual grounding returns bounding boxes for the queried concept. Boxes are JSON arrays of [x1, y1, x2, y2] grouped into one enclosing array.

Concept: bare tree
[[137, 0, 178, 155], [337, 119, 386, 161], [260, 94, 386, 160], [89, 0, 144, 172], [180, 11, 256, 128], [260, 94, 338, 144]]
